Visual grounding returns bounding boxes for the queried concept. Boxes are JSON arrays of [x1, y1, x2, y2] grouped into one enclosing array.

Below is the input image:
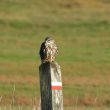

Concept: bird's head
[[45, 36, 54, 43], [45, 36, 52, 41]]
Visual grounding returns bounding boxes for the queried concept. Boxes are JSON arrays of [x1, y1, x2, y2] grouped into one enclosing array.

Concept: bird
[[39, 37, 58, 63]]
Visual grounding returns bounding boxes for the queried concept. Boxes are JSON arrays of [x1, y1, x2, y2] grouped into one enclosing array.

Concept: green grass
[[0, 0, 110, 109], [0, 83, 39, 97]]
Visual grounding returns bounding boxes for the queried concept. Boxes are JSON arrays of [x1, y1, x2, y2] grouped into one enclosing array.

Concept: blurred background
[[0, 0, 110, 109]]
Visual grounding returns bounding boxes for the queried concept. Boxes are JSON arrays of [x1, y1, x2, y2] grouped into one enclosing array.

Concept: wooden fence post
[[39, 61, 63, 110]]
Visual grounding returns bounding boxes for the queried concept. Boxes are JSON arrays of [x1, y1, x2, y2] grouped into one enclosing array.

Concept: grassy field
[[0, 0, 110, 109]]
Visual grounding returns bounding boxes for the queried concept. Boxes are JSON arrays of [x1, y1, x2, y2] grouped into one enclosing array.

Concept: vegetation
[[0, 0, 110, 109]]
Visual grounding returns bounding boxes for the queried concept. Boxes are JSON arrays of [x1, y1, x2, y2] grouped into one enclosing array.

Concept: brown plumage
[[39, 37, 58, 63]]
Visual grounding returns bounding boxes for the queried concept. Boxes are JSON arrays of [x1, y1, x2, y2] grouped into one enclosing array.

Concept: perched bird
[[39, 37, 58, 63]]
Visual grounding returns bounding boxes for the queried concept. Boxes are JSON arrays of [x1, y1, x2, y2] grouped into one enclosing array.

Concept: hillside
[[0, 0, 110, 109]]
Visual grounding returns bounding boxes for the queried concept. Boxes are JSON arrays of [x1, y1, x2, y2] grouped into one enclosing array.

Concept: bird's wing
[[39, 42, 46, 60]]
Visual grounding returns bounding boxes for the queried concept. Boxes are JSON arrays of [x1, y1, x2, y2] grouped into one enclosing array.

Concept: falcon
[[39, 37, 58, 63]]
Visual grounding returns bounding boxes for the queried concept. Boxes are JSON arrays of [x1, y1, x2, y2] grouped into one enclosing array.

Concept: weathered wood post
[[39, 61, 63, 110]]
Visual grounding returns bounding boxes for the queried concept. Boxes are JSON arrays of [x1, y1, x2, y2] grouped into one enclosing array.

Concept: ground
[[0, 0, 110, 109]]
